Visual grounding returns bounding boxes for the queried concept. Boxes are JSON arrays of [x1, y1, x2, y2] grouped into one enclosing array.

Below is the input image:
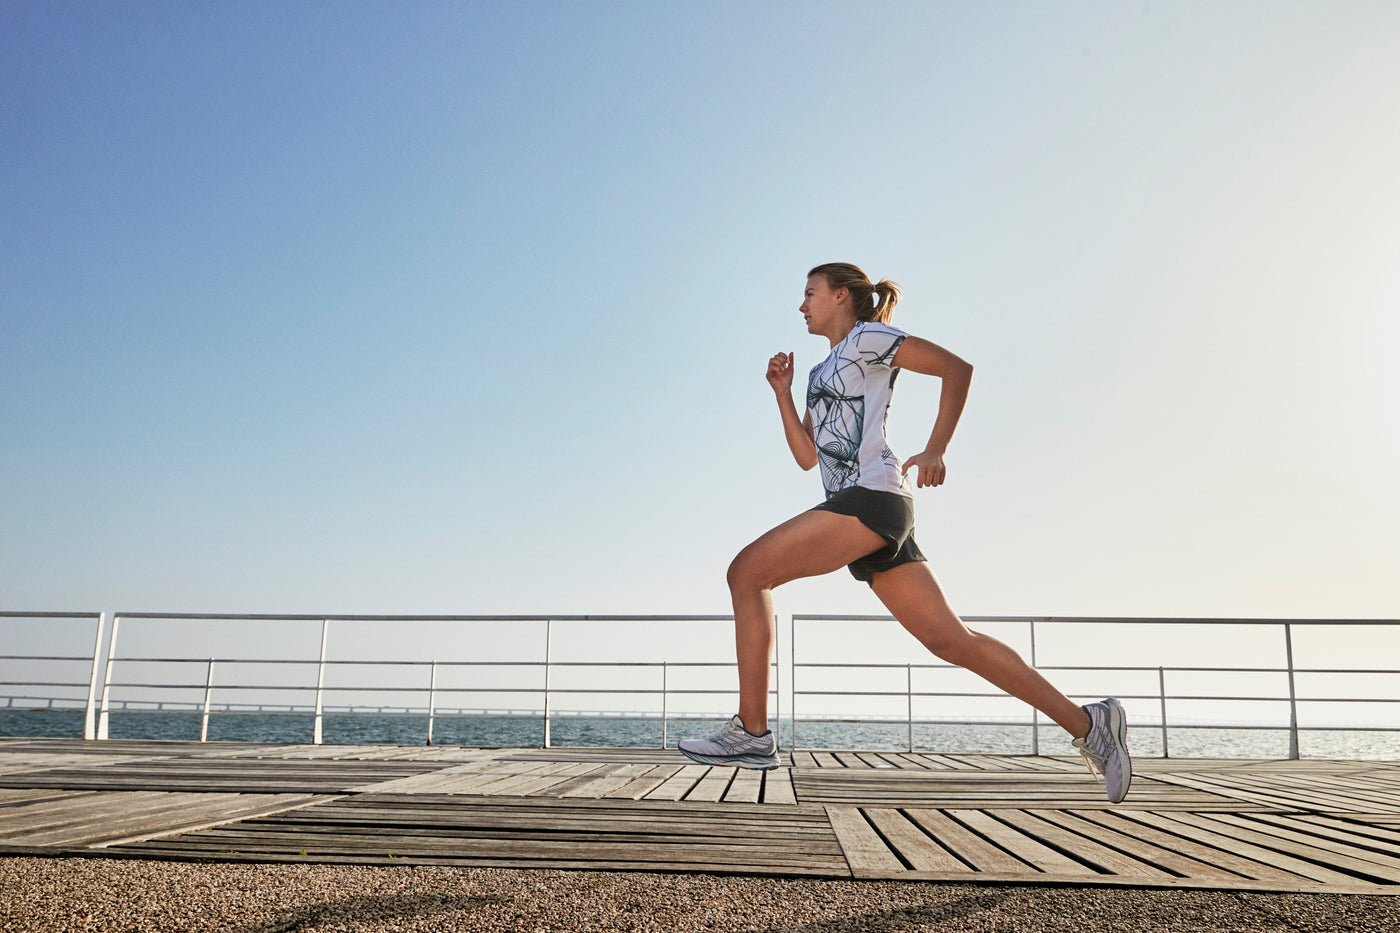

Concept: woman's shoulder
[[853, 320, 908, 338], [850, 320, 909, 350]]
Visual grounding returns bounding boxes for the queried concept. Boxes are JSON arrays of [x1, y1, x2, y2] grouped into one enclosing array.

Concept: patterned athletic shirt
[[806, 321, 911, 499]]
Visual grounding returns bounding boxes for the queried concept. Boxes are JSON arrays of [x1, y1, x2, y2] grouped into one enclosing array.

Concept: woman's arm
[[891, 336, 974, 488], [767, 352, 818, 471]]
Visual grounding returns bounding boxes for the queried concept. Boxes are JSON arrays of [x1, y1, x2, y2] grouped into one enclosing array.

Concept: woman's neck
[[826, 317, 859, 348]]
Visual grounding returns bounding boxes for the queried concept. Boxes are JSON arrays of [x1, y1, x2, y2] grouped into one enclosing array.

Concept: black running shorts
[[809, 485, 927, 584]]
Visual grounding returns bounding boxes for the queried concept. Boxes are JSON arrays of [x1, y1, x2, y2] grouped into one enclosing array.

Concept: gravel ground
[[2, 857, 1397, 933]]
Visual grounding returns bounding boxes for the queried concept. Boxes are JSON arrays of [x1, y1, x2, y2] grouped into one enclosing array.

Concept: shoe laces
[[1075, 704, 1107, 785], [1077, 744, 1106, 786]]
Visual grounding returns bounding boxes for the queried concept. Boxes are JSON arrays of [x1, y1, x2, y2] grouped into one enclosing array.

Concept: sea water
[[3, 708, 1397, 760]]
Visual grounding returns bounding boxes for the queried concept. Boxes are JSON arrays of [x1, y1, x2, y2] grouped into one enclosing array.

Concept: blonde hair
[[808, 262, 901, 325]]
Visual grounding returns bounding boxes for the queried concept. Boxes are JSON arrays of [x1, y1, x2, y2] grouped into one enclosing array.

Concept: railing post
[[542, 619, 552, 748], [773, 612, 781, 752], [789, 614, 798, 751], [313, 619, 329, 745], [97, 614, 121, 740], [1285, 622, 1299, 760], [200, 659, 215, 742], [1158, 666, 1170, 758], [661, 661, 668, 749], [426, 660, 438, 747], [1029, 619, 1041, 756], [907, 663, 915, 753], [83, 612, 108, 740]]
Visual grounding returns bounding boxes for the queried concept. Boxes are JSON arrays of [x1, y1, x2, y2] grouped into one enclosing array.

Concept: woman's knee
[[726, 547, 771, 594], [915, 625, 980, 664]]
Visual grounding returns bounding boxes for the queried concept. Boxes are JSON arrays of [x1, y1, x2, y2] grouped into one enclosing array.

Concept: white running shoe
[[678, 714, 779, 770], [1073, 698, 1132, 803]]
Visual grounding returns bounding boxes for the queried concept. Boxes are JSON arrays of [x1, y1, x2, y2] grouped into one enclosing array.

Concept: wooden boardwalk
[[1, 736, 1398, 893]]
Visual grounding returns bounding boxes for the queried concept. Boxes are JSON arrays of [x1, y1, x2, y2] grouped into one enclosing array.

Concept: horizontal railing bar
[[96, 684, 750, 697], [794, 614, 1400, 625], [108, 613, 736, 622], [794, 662, 1400, 675], [101, 658, 737, 668], [0, 682, 93, 689], [16, 611, 1396, 624], [0, 656, 94, 663], [795, 689, 1399, 704]]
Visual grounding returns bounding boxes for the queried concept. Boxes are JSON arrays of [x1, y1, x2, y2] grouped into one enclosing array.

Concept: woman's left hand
[[901, 450, 947, 488]]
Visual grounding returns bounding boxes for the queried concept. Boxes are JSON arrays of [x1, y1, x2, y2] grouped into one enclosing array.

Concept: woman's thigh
[[729, 509, 885, 591], [868, 561, 971, 651]]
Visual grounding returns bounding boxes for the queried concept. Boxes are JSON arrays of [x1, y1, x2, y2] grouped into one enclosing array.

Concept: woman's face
[[800, 274, 847, 337]]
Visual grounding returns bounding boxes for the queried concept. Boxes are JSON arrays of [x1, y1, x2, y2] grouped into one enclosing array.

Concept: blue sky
[[3, 1, 1398, 622]]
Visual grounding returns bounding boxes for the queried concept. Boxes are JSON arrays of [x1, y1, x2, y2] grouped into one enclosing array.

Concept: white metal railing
[[3, 611, 1397, 758], [790, 614, 1400, 759], [0, 611, 107, 740], [9, 613, 775, 749]]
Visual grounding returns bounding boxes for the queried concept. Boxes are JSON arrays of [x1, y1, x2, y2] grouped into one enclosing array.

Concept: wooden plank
[[0, 789, 215, 839], [642, 765, 709, 801], [1149, 771, 1342, 811], [349, 761, 516, 795], [179, 818, 837, 852], [724, 769, 763, 804], [330, 792, 837, 824], [863, 809, 965, 872], [0, 789, 100, 809], [791, 771, 1238, 810], [137, 827, 846, 869], [1193, 771, 1390, 812], [90, 794, 336, 848], [825, 806, 902, 874], [944, 809, 1095, 875], [0, 753, 166, 776], [1191, 812, 1400, 883], [1255, 813, 1400, 861], [872, 753, 925, 770], [1290, 813, 1400, 850], [910, 754, 971, 769], [558, 764, 656, 798], [684, 766, 734, 803], [852, 753, 897, 769], [1097, 809, 1333, 885], [282, 800, 839, 843], [1033, 809, 1242, 881], [4, 791, 334, 848], [104, 843, 854, 877], [995, 809, 1176, 881], [904, 809, 1028, 873], [601, 765, 683, 800], [1243, 772, 1400, 812], [31, 793, 253, 846], [1135, 810, 1370, 886], [763, 769, 797, 805], [478, 762, 597, 796]]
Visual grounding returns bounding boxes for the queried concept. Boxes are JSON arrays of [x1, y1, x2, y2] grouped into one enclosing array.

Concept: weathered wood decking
[[1, 736, 1398, 894]]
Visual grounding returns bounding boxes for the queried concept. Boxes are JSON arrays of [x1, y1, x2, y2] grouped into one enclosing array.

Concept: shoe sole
[[678, 746, 779, 770], [1103, 697, 1133, 803]]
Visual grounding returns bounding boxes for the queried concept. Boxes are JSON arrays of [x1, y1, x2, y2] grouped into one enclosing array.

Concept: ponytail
[[808, 262, 901, 324], [867, 278, 901, 324]]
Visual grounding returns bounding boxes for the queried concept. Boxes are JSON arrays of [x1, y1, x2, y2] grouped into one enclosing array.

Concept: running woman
[[679, 262, 1131, 803]]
